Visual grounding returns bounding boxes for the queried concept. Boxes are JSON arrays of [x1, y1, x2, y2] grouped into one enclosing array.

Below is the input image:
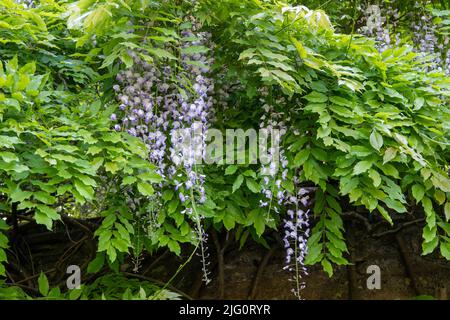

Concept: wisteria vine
[[111, 22, 214, 283]]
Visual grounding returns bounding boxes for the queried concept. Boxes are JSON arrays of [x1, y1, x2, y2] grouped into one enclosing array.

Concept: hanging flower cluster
[[255, 89, 312, 297], [409, 3, 450, 74], [258, 89, 288, 211], [359, 0, 450, 74], [358, 3, 400, 53], [282, 179, 311, 299], [111, 22, 215, 282]]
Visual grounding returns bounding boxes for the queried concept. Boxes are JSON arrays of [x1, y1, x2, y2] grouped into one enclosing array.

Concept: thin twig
[[371, 219, 424, 238], [14, 268, 56, 285], [61, 215, 94, 236]]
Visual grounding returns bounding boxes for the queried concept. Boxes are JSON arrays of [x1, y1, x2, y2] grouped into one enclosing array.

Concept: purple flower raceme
[[359, 0, 450, 73], [409, 5, 443, 73], [282, 180, 312, 300], [358, 3, 400, 53], [259, 93, 289, 212], [254, 90, 311, 298], [110, 22, 214, 283]]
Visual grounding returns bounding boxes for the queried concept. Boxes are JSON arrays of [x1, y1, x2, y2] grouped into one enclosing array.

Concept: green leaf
[[294, 149, 310, 167], [0, 136, 20, 148], [225, 165, 238, 175], [10, 189, 32, 202], [69, 288, 83, 300], [232, 175, 244, 193], [434, 190, 445, 205], [112, 238, 130, 252], [412, 184, 425, 202], [35, 205, 59, 230], [0, 152, 18, 163], [340, 177, 359, 195], [122, 176, 137, 186], [369, 131, 383, 151], [431, 174, 450, 193], [0, 220, 8, 231], [38, 272, 49, 296], [105, 162, 119, 173], [414, 97, 425, 110], [138, 171, 162, 183], [377, 205, 393, 226], [223, 212, 236, 230], [147, 48, 177, 60], [74, 180, 94, 200], [248, 209, 265, 237], [246, 178, 260, 193], [34, 191, 56, 205], [445, 202, 450, 222], [271, 69, 295, 82], [440, 242, 450, 260], [242, 170, 257, 178], [383, 147, 397, 164], [423, 223, 437, 243], [378, 163, 399, 179], [137, 182, 154, 196], [291, 36, 307, 59], [422, 196, 434, 218], [353, 160, 372, 175], [304, 91, 328, 103], [181, 45, 209, 55], [384, 198, 407, 213], [107, 245, 117, 262], [87, 254, 105, 274], [52, 154, 77, 163], [0, 233, 8, 248], [167, 198, 178, 214], [368, 169, 381, 187], [120, 52, 133, 68], [12, 164, 29, 173], [321, 258, 333, 277], [0, 248, 6, 262], [304, 241, 323, 265], [74, 174, 97, 187], [87, 146, 102, 155], [168, 240, 181, 255], [422, 237, 439, 255]]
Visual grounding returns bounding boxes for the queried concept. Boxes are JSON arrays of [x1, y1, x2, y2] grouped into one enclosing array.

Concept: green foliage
[[198, 0, 450, 274], [305, 187, 348, 276], [75, 273, 181, 300], [0, 56, 161, 270], [0, 54, 160, 227], [0, 0, 98, 87], [0, 0, 449, 289], [0, 280, 29, 299], [0, 273, 180, 300]]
